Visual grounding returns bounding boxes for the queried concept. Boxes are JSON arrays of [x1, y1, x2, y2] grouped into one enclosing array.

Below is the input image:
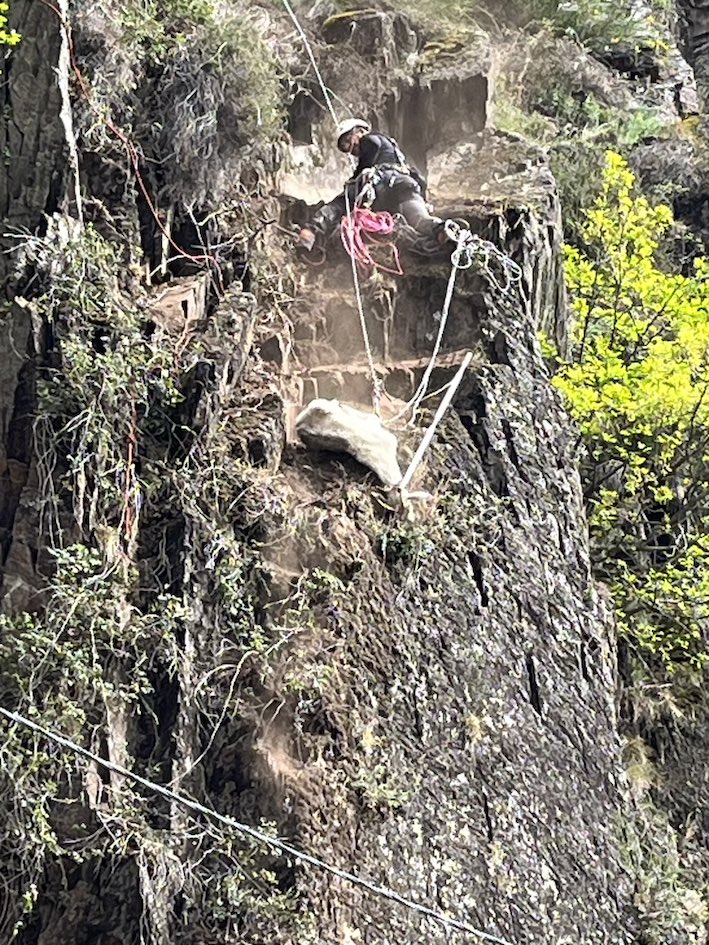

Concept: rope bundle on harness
[[340, 207, 404, 277]]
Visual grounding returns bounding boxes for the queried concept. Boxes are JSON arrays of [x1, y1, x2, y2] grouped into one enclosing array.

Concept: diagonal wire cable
[[0, 705, 516, 945]]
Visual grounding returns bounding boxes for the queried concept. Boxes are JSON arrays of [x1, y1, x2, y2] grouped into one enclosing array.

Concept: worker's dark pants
[[397, 194, 443, 236], [313, 174, 443, 240]]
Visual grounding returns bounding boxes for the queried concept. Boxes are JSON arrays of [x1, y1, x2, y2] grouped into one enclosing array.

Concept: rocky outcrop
[[296, 399, 403, 487], [0, 0, 67, 281], [258, 101, 633, 935], [0, 0, 66, 610], [677, 0, 709, 107]]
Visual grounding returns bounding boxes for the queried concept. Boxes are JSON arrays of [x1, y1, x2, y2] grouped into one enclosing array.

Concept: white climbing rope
[[448, 223, 524, 295], [0, 705, 517, 945], [281, 0, 339, 125], [397, 227, 468, 425], [400, 351, 473, 491], [345, 185, 384, 413], [391, 223, 524, 426]]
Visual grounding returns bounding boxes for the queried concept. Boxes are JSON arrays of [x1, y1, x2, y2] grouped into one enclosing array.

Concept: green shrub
[[492, 30, 670, 243], [120, 0, 215, 55], [78, 0, 284, 209], [548, 109, 668, 245], [620, 797, 708, 944], [553, 152, 709, 669], [509, 0, 663, 55], [0, 216, 300, 938], [0, 1, 20, 45], [120, 0, 282, 145], [399, 0, 659, 51]]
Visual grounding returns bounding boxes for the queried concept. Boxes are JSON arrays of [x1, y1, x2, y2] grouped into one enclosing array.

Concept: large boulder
[[296, 398, 402, 487]]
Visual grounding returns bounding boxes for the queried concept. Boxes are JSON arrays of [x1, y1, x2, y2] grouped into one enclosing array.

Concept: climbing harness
[[340, 207, 404, 277]]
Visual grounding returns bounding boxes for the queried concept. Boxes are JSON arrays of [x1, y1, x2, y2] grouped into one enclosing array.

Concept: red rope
[[37, 0, 224, 286], [341, 207, 404, 277]]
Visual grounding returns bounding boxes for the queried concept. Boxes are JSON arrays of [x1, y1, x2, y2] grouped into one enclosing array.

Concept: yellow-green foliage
[[399, 0, 660, 50], [554, 153, 709, 669], [0, 1, 20, 45], [516, 0, 662, 53]]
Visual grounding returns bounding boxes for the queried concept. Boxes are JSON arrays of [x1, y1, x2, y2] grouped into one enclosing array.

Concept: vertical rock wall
[[0, 5, 645, 944], [677, 0, 709, 106], [0, 0, 66, 609], [260, 120, 635, 939]]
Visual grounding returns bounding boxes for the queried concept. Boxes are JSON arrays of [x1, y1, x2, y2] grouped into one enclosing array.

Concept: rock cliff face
[[678, 0, 709, 105], [0, 0, 65, 614], [0, 2, 703, 944]]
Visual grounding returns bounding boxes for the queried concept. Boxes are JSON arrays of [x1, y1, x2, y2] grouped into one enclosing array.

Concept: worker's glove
[[295, 227, 317, 251]]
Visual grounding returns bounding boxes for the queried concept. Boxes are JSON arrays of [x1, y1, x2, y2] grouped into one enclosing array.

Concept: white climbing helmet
[[336, 117, 369, 147]]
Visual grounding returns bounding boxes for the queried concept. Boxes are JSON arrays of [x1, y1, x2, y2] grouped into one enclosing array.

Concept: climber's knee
[[398, 195, 427, 230], [398, 195, 445, 237]]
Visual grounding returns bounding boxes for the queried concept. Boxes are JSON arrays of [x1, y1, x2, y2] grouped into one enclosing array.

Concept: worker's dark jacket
[[312, 133, 427, 238]]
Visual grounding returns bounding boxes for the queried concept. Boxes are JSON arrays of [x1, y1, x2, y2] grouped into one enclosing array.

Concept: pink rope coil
[[340, 207, 404, 276]]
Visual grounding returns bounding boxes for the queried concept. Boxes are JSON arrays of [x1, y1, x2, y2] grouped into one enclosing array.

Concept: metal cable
[[0, 705, 516, 945]]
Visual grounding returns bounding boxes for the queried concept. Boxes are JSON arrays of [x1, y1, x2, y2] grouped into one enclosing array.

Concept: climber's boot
[[294, 226, 327, 265]]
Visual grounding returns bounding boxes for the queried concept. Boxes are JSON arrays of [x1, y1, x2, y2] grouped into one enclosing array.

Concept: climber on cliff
[[296, 118, 446, 253]]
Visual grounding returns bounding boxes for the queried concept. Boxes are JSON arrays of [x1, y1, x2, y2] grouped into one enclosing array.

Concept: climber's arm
[[352, 134, 385, 178], [314, 192, 347, 232], [295, 191, 349, 251]]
